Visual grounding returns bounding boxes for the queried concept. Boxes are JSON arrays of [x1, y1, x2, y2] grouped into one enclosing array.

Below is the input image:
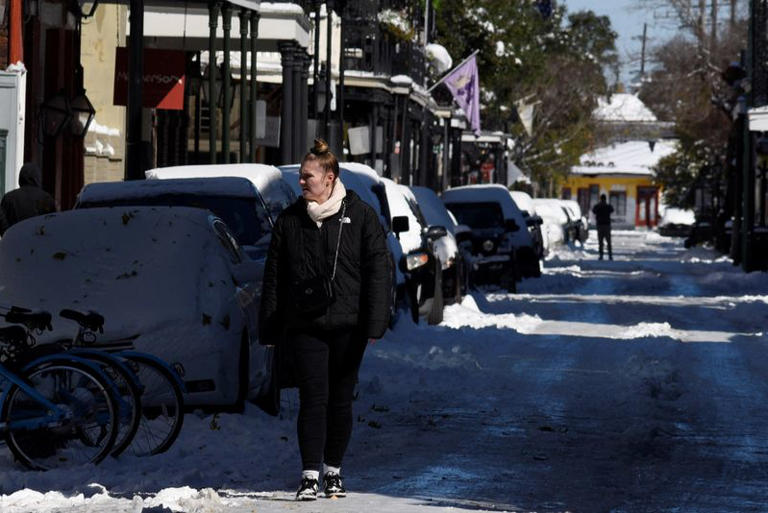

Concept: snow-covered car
[[442, 184, 538, 291], [533, 198, 570, 249], [75, 176, 278, 260], [0, 207, 271, 411], [510, 190, 545, 263], [659, 207, 695, 237], [560, 199, 588, 243], [145, 163, 296, 232], [411, 185, 469, 303]]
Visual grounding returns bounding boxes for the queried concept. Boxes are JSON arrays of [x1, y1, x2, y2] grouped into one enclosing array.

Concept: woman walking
[[259, 139, 392, 501]]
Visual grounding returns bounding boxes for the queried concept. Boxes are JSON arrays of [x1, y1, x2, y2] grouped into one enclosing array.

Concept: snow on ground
[[3, 230, 768, 512]]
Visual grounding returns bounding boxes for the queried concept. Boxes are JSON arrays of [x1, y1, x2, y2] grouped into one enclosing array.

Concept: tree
[[635, 0, 747, 207], [434, 1, 618, 191]]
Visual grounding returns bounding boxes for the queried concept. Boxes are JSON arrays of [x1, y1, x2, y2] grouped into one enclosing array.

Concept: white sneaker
[[296, 477, 319, 501]]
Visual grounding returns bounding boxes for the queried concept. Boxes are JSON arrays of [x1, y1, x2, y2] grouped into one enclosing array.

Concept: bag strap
[[330, 200, 347, 282]]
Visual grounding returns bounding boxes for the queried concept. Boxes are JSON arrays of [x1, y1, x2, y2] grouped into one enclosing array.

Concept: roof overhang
[[128, 2, 310, 52]]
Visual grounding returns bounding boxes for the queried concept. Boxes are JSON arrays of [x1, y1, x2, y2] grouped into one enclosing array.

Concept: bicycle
[[57, 308, 185, 456], [0, 307, 119, 470]]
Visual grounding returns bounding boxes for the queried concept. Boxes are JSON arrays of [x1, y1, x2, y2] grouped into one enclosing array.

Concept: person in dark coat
[[259, 139, 392, 501], [592, 193, 614, 260], [0, 162, 56, 235]]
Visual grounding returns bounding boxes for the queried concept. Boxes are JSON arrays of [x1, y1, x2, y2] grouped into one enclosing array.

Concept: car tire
[[427, 268, 444, 325]]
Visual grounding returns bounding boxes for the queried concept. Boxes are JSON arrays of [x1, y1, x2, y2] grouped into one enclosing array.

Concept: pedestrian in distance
[[259, 138, 392, 501], [592, 193, 614, 260], [0, 162, 56, 236]]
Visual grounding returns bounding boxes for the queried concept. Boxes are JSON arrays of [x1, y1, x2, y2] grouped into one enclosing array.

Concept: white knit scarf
[[306, 179, 347, 227]]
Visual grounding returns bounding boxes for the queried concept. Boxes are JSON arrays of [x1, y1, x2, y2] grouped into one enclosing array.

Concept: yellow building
[[562, 139, 678, 228]]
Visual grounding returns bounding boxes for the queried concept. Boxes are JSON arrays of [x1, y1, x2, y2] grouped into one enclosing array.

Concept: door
[[636, 186, 660, 227]]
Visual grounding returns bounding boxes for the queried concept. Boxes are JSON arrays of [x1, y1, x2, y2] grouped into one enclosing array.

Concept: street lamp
[[70, 90, 96, 137], [40, 91, 71, 137]]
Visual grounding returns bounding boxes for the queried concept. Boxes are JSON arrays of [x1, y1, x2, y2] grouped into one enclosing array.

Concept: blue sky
[[561, 0, 677, 85]]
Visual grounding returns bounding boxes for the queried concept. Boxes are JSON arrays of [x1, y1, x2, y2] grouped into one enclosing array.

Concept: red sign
[[113, 48, 186, 110]]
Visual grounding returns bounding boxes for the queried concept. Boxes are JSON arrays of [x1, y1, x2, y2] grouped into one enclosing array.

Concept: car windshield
[[79, 194, 271, 246], [446, 202, 504, 229]]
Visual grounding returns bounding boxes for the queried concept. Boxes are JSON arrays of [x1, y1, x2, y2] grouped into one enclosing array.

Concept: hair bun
[[311, 138, 330, 155]]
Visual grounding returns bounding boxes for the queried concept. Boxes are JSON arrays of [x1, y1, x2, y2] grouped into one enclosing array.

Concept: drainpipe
[[8, 0, 23, 64]]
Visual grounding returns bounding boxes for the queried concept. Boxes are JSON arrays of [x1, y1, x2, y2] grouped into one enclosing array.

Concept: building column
[[208, 1, 219, 164], [401, 97, 411, 185], [249, 10, 260, 162], [279, 41, 296, 165], [239, 9, 248, 162], [221, 2, 232, 164], [291, 48, 302, 162], [299, 49, 310, 158], [419, 107, 429, 186], [126, 0, 145, 179]]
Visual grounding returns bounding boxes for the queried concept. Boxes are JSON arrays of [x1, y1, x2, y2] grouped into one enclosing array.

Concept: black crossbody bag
[[293, 201, 347, 315]]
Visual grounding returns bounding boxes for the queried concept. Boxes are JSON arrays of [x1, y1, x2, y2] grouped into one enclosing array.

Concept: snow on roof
[[593, 93, 658, 123], [145, 163, 283, 193], [78, 177, 259, 204], [390, 75, 414, 86], [572, 139, 678, 176]]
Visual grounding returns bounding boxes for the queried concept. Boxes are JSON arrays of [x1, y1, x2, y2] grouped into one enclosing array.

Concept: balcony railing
[[342, 19, 425, 85]]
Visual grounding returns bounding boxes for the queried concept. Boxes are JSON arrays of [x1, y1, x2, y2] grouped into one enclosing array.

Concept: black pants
[[597, 224, 612, 259], [290, 329, 366, 471]]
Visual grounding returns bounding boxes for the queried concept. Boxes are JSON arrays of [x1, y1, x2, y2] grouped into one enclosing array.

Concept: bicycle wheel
[[74, 350, 142, 457], [121, 353, 184, 456], [2, 359, 119, 470]]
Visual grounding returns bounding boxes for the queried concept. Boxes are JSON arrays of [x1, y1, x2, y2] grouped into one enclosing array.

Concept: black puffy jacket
[[259, 189, 392, 343]]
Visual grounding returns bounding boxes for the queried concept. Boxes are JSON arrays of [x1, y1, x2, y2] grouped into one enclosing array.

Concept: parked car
[[380, 178, 445, 324], [144, 163, 296, 231], [75, 176, 280, 260], [442, 184, 538, 291], [510, 190, 545, 263], [0, 207, 270, 411], [561, 199, 588, 244], [659, 207, 695, 237], [533, 198, 571, 249], [411, 185, 470, 303]]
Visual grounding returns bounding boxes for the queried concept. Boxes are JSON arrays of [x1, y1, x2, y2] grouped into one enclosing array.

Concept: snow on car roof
[[0, 207, 236, 340], [510, 190, 535, 216], [78, 177, 258, 204], [442, 184, 523, 219], [146, 163, 283, 192], [411, 186, 456, 234], [532, 199, 569, 223]]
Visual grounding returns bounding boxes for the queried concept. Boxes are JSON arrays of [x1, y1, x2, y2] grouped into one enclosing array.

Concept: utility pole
[[640, 23, 647, 77]]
